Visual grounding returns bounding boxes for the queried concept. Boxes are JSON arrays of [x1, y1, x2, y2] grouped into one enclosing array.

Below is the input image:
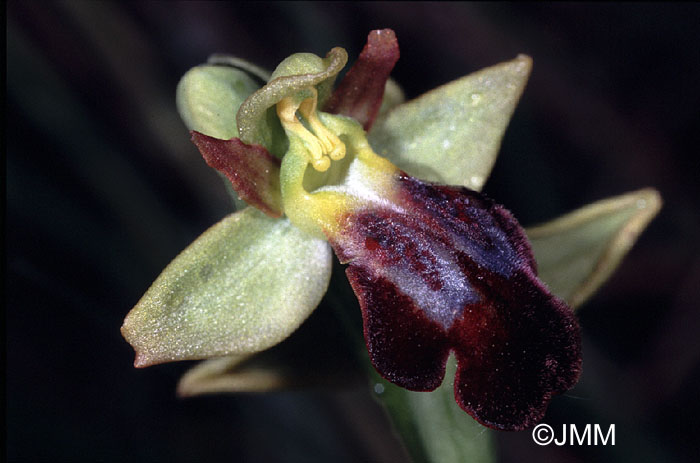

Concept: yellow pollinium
[[277, 89, 398, 240], [277, 89, 346, 172]]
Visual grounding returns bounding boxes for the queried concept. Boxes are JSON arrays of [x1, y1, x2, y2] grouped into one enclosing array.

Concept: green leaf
[[121, 208, 332, 367], [369, 55, 532, 192], [176, 65, 260, 140], [371, 355, 496, 463], [527, 188, 662, 308]]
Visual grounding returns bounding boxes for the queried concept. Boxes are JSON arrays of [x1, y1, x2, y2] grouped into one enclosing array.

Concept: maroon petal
[[329, 174, 581, 431], [191, 131, 283, 217], [323, 29, 400, 131]]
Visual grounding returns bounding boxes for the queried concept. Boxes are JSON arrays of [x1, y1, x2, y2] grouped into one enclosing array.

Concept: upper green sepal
[[121, 208, 332, 367], [176, 65, 260, 140], [369, 55, 532, 192]]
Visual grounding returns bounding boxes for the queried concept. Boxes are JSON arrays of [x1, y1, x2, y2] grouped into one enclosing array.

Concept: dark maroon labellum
[[330, 174, 582, 431]]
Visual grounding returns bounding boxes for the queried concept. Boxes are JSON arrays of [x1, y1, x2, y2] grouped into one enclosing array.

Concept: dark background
[[7, 2, 700, 462]]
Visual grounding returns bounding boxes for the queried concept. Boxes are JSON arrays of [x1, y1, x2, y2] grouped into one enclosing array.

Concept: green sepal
[[527, 188, 662, 308], [121, 208, 332, 367], [176, 65, 260, 140], [236, 48, 348, 157], [369, 55, 532, 192]]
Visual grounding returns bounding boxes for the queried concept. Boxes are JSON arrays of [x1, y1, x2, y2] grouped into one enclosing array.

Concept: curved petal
[[324, 29, 400, 131], [176, 65, 260, 140], [191, 132, 283, 217], [328, 174, 581, 431], [121, 208, 332, 367], [369, 55, 532, 191], [527, 188, 662, 308]]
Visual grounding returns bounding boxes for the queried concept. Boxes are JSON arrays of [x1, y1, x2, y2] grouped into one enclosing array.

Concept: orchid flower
[[121, 30, 660, 434]]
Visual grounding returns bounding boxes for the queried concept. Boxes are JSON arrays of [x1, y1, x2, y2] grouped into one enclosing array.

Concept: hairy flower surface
[[122, 30, 660, 432]]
